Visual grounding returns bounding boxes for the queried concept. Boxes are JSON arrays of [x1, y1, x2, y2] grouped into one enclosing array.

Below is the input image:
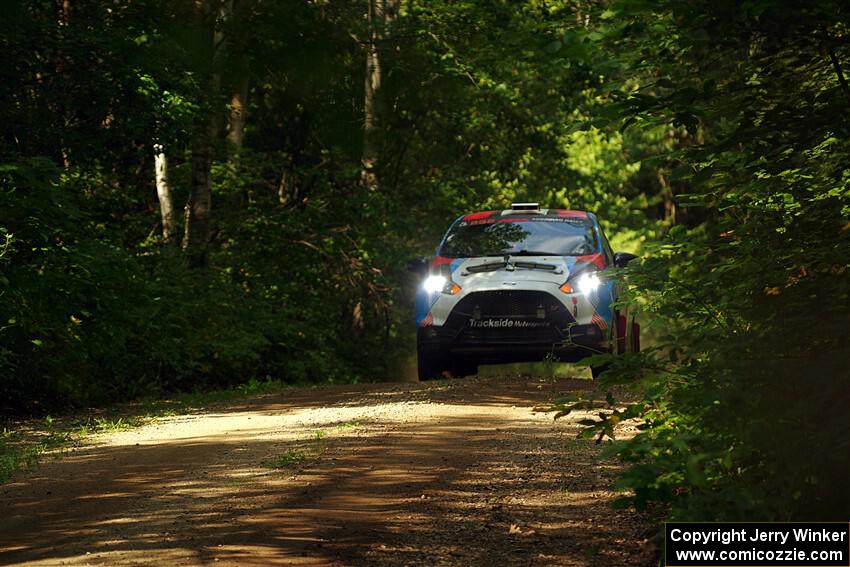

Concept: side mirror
[[407, 256, 429, 275], [613, 252, 638, 268]]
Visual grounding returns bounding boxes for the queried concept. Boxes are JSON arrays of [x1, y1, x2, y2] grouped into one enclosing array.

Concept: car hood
[[454, 256, 571, 290]]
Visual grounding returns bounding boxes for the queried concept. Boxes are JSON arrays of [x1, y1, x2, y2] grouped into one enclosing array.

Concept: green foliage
[[561, 0, 850, 522], [4, 0, 845, 525], [0, 0, 662, 414], [0, 157, 350, 411]]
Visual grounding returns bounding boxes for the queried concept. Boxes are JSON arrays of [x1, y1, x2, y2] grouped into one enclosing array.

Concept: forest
[[1, 0, 848, 526]]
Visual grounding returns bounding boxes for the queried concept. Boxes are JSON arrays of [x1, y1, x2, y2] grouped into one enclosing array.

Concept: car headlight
[[560, 271, 602, 295], [577, 272, 601, 295], [423, 275, 446, 294], [423, 275, 462, 295]]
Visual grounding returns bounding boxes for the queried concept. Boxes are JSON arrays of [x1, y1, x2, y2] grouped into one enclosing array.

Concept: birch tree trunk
[[153, 143, 176, 244]]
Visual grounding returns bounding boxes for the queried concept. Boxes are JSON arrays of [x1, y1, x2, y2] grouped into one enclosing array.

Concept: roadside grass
[[135, 376, 301, 417], [0, 415, 148, 483], [73, 416, 140, 437], [335, 420, 361, 431], [0, 376, 301, 484], [0, 427, 71, 484], [262, 429, 331, 470], [263, 449, 308, 468]]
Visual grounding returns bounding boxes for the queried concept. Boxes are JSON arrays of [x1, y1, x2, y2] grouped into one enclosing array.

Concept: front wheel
[[451, 359, 478, 378], [590, 364, 609, 379], [417, 346, 448, 381]]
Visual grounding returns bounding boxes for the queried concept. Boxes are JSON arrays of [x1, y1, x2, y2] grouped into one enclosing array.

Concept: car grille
[[445, 291, 573, 345], [449, 290, 563, 318]]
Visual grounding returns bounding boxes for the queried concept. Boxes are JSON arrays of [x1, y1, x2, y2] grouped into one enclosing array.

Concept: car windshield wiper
[[512, 260, 559, 272], [464, 255, 563, 274], [502, 250, 561, 256], [465, 259, 508, 273]]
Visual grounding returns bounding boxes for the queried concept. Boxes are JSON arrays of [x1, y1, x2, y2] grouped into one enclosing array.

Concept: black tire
[[590, 364, 609, 379], [417, 348, 448, 381], [451, 359, 478, 378]]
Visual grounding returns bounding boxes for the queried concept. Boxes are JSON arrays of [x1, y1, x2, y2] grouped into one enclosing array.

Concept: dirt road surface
[[1, 375, 654, 566]]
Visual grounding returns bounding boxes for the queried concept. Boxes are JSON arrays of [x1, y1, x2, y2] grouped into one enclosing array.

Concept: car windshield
[[439, 217, 598, 258]]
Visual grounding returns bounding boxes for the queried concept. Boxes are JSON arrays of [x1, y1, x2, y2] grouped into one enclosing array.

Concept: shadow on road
[[0, 376, 652, 566]]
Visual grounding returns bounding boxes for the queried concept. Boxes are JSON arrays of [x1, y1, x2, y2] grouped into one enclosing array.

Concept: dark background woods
[[1, 0, 848, 523]]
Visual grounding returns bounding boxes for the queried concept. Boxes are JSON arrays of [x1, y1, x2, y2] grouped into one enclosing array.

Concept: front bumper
[[418, 285, 616, 364], [417, 321, 610, 364]]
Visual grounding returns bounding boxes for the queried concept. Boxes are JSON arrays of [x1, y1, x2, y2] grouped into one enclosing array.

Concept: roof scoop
[[510, 202, 539, 211]]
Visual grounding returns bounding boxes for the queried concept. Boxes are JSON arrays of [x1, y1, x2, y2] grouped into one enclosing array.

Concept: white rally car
[[410, 203, 639, 380]]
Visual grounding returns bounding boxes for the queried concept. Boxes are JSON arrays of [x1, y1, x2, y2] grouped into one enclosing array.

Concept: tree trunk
[[226, 0, 249, 166], [355, 0, 398, 333], [277, 167, 290, 206], [183, 132, 213, 266], [227, 53, 249, 152], [153, 143, 176, 245], [361, 0, 381, 191], [57, 0, 72, 169], [182, 0, 231, 267], [277, 155, 298, 206], [361, 0, 397, 191], [657, 169, 677, 224]]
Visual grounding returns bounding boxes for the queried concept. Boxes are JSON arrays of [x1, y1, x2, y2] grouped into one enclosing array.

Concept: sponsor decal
[[529, 216, 586, 224], [463, 217, 530, 226], [460, 217, 587, 227], [468, 318, 550, 329]]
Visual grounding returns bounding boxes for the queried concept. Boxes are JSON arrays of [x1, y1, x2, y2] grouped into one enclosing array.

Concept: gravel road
[[0, 375, 654, 566]]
